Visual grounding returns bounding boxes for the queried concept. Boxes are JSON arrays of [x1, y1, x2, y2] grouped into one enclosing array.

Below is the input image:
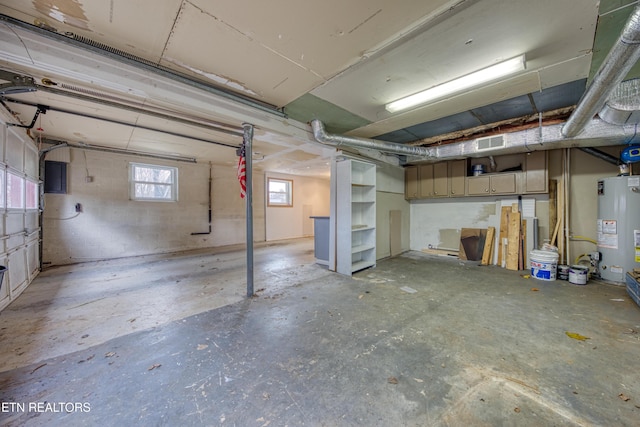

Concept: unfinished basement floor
[[1, 238, 639, 426]]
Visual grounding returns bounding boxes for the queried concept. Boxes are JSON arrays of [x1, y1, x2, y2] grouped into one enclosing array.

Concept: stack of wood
[[421, 227, 497, 264], [497, 203, 527, 271]]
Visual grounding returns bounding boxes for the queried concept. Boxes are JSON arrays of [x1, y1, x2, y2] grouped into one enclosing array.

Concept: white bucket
[[530, 250, 559, 281], [569, 265, 588, 285]]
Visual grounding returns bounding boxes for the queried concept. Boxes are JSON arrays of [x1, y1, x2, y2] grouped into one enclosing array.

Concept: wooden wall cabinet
[[419, 163, 448, 198], [448, 160, 466, 196], [405, 161, 464, 200], [467, 173, 518, 195], [404, 152, 547, 200], [523, 151, 548, 193], [405, 166, 418, 199]]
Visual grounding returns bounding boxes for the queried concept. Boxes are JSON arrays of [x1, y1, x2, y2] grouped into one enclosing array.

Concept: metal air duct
[[311, 118, 639, 163], [310, 120, 433, 157], [599, 78, 640, 125], [562, 4, 640, 137]]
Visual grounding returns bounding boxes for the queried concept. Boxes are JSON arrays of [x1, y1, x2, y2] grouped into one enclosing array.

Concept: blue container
[[626, 273, 640, 308]]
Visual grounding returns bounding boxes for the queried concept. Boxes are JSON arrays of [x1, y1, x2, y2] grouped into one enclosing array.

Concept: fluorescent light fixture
[[385, 55, 526, 113]]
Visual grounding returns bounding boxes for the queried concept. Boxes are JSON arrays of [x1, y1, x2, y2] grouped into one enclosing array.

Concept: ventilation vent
[[476, 135, 505, 151]]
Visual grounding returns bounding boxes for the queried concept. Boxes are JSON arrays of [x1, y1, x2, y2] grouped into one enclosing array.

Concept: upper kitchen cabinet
[[523, 151, 548, 194], [405, 152, 548, 199], [419, 163, 448, 198], [405, 166, 419, 200]]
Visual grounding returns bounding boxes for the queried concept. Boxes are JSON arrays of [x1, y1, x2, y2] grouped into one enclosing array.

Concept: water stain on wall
[[474, 203, 497, 223], [34, 0, 90, 30]]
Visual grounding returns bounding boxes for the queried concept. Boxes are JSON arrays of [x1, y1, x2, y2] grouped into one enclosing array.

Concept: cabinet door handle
[[492, 188, 496, 192], [484, 189, 489, 192], [434, 191, 438, 195], [451, 191, 455, 194]]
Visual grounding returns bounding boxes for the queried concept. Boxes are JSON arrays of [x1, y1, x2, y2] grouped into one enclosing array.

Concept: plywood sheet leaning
[[390, 210, 402, 257], [497, 206, 511, 267], [506, 204, 521, 271], [548, 179, 557, 241], [481, 226, 496, 266], [458, 228, 488, 261]]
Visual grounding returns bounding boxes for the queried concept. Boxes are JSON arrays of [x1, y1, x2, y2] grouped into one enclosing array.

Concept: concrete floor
[[1, 238, 639, 426]]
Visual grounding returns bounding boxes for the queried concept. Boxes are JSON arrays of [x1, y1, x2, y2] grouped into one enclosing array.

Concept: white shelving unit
[[336, 159, 376, 275]]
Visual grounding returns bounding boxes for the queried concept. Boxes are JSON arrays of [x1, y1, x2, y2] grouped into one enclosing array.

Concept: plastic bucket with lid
[[569, 265, 588, 285], [530, 250, 558, 281]]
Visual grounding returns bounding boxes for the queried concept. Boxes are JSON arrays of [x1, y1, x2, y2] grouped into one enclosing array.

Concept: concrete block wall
[[43, 148, 266, 265]]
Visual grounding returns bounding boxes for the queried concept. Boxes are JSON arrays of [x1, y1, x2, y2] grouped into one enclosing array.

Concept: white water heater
[[597, 176, 640, 283]]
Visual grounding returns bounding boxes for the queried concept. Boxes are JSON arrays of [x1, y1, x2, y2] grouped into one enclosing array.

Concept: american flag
[[237, 145, 246, 199]]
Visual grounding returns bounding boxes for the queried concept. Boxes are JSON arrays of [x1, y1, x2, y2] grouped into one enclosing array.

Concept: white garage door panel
[[6, 129, 25, 172], [0, 112, 41, 312], [8, 249, 27, 297], [26, 240, 39, 281]]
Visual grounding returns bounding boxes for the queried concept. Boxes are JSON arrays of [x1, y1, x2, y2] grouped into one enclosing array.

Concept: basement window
[[130, 163, 178, 202], [267, 178, 293, 207]]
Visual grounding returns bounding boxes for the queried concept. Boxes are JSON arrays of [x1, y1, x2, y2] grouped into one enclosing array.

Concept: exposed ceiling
[[0, 0, 638, 176]]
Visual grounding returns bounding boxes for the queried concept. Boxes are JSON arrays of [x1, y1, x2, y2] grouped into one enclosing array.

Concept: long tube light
[[385, 54, 526, 113]]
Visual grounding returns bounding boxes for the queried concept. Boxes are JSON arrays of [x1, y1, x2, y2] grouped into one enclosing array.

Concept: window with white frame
[[26, 179, 38, 210], [129, 163, 178, 201], [267, 178, 293, 207], [7, 171, 24, 209]]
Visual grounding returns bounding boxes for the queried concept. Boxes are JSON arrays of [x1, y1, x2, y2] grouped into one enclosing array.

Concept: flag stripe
[[237, 155, 246, 199]]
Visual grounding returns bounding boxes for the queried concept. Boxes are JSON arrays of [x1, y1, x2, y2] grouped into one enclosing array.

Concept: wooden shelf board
[[352, 244, 375, 254]]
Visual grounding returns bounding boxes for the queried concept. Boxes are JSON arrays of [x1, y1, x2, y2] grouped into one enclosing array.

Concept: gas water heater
[[597, 176, 640, 283]]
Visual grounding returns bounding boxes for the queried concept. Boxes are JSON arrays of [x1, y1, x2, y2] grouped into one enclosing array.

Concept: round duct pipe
[[562, 4, 640, 137], [599, 78, 640, 125]]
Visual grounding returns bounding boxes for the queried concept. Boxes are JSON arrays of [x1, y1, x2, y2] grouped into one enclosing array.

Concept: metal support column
[[242, 123, 254, 297]]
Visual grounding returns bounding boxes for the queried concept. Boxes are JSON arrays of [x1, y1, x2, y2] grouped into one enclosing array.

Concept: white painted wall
[[43, 148, 266, 265], [410, 196, 549, 264], [265, 172, 330, 241]]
